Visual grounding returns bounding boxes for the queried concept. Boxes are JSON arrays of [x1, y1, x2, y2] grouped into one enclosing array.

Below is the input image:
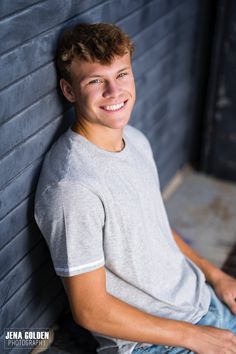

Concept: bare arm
[[62, 266, 236, 353], [172, 228, 236, 315]]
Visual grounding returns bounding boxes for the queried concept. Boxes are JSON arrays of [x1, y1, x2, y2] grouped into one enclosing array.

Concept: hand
[[187, 325, 236, 354], [212, 273, 236, 315]]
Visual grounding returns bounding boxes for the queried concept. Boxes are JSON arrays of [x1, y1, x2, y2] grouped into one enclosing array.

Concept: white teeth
[[103, 102, 125, 111]]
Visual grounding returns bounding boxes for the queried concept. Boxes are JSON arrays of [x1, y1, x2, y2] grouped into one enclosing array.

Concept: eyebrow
[[81, 66, 130, 81]]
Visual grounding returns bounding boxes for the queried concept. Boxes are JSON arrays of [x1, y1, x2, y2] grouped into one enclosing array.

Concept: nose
[[102, 80, 121, 98]]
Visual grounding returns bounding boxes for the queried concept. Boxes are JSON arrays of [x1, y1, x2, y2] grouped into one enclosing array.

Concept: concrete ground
[[38, 167, 236, 354], [164, 166, 236, 274]]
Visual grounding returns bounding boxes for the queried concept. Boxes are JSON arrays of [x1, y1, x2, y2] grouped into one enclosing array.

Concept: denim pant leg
[[197, 285, 236, 334], [132, 286, 236, 354], [132, 344, 193, 354]]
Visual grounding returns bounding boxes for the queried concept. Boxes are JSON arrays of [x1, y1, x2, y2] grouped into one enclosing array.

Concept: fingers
[[229, 300, 236, 315], [227, 330, 236, 353], [221, 330, 236, 353], [193, 326, 236, 354], [222, 292, 236, 315], [211, 329, 236, 354]]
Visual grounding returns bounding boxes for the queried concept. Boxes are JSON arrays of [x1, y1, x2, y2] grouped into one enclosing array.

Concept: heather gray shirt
[[34, 125, 211, 354]]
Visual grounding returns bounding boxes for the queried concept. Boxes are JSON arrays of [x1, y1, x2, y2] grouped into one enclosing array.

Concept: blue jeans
[[132, 286, 236, 353]]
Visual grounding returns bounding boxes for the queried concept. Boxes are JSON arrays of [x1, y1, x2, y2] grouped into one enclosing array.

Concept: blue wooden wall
[[0, 1, 201, 352]]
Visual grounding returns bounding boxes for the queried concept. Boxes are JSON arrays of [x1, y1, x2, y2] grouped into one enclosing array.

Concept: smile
[[101, 100, 128, 112]]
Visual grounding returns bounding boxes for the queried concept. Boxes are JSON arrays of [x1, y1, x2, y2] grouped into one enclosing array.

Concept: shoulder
[[125, 124, 154, 158], [35, 180, 104, 226], [35, 128, 96, 196], [125, 124, 149, 143]]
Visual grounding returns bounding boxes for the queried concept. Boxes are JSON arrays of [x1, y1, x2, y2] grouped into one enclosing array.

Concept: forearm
[[76, 291, 236, 354], [64, 268, 195, 348], [77, 291, 193, 348], [64, 260, 236, 354], [172, 229, 228, 286]]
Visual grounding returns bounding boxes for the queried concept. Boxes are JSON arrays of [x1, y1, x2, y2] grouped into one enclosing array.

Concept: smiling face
[[60, 53, 136, 131]]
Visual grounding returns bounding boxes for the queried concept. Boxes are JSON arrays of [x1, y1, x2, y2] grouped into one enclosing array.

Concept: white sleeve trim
[[55, 257, 105, 273]]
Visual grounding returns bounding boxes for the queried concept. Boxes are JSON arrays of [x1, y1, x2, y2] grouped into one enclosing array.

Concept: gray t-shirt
[[34, 125, 211, 354]]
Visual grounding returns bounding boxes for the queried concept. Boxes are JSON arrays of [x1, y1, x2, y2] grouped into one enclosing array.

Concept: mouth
[[100, 99, 128, 112]]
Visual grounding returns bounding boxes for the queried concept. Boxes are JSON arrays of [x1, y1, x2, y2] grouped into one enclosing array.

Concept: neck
[[72, 120, 125, 152]]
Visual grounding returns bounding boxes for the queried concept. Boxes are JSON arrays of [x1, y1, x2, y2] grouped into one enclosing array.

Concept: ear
[[60, 79, 76, 103]]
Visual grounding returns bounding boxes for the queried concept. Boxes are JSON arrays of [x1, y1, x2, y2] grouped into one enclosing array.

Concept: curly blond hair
[[56, 23, 134, 82]]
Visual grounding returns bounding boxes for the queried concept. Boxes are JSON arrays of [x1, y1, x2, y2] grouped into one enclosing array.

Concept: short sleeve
[[34, 182, 105, 277]]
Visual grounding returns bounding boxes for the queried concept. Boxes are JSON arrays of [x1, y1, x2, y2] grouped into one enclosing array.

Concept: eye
[[117, 72, 128, 79], [88, 78, 103, 85]]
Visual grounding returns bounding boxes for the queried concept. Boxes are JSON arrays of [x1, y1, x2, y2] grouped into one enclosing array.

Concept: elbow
[[73, 309, 96, 331], [72, 302, 107, 333]]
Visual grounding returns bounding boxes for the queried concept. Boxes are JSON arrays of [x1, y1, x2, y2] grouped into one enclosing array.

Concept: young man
[[34, 23, 236, 353]]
